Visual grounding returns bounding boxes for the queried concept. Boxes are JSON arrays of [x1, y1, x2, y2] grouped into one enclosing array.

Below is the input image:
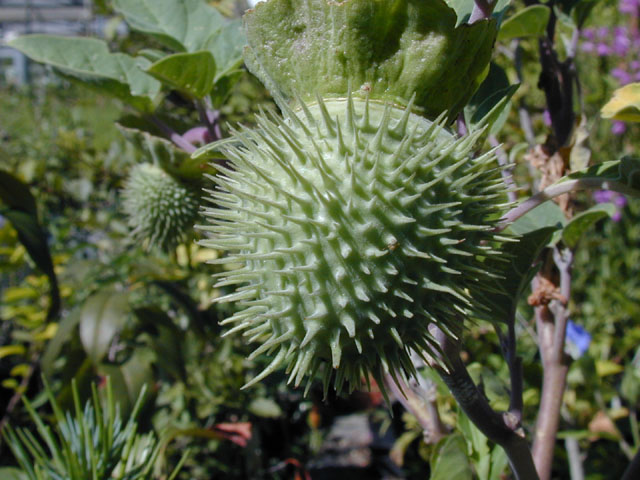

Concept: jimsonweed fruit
[[201, 0, 506, 395], [123, 163, 200, 251]]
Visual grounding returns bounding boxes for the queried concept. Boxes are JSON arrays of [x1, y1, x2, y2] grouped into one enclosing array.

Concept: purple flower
[[631, 60, 640, 70], [581, 41, 595, 53], [597, 43, 612, 56], [597, 26, 611, 38], [620, 0, 640, 14], [614, 194, 628, 208], [593, 189, 628, 222], [611, 120, 627, 135], [613, 32, 631, 56], [612, 67, 632, 84], [582, 27, 595, 40], [565, 321, 591, 358], [593, 190, 614, 203], [543, 109, 552, 127]]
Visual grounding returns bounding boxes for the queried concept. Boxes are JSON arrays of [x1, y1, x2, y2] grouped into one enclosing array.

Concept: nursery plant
[[4, 0, 640, 479]]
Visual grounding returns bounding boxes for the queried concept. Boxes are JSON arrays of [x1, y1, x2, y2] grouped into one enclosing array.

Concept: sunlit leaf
[[497, 5, 551, 41], [8, 35, 160, 111], [146, 51, 216, 98], [601, 83, 640, 122], [112, 0, 226, 52]]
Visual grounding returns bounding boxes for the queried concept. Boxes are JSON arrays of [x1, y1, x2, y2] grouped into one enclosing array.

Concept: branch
[[531, 248, 573, 480], [498, 177, 640, 230], [430, 327, 539, 480], [384, 372, 447, 444]]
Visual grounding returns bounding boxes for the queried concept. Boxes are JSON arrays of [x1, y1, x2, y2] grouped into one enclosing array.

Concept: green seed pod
[[201, 0, 505, 395], [123, 163, 200, 252], [201, 95, 507, 395]]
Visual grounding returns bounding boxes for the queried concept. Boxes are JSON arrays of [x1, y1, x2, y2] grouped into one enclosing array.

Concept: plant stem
[[431, 327, 539, 480], [565, 437, 585, 480], [384, 371, 447, 444], [531, 248, 573, 480], [147, 115, 197, 154], [498, 177, 640, 230]]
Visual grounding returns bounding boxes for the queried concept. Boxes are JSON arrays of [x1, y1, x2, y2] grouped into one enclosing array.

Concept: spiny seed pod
[[123, 163, 200, 252], [200, 0, 505, 395]]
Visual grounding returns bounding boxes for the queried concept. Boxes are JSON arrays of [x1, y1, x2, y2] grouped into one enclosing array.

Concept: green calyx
[[123, 163, 200, 252], [201, 96, 508, 395], [243, 0, 497, 120]]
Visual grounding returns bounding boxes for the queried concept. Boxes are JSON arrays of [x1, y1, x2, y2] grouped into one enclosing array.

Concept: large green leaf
[[112, 0, 225, 52], [497, 5, 551, 41], [146, 51, 216, 98], [0, 170, 60, 320], [204, 19, 246, 82], [79, 290, 130, 364], [8, 35, 160, 111], [562, 203, 618, 248]]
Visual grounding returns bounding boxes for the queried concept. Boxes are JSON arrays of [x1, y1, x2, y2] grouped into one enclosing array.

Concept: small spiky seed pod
[[200, 96, 508, 395], [123, 163, 200, 252]]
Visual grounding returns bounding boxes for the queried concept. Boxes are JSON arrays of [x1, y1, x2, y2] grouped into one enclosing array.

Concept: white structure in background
[[0, 0, 96, 84]]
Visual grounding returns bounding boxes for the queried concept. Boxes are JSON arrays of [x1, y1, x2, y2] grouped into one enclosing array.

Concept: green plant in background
[[1, 378, 186, 480], [5, 0, 640, 479]]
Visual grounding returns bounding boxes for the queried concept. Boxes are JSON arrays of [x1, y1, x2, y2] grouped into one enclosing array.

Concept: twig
[[430, 326, 539, 480], [497, 177, 640, 230]]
